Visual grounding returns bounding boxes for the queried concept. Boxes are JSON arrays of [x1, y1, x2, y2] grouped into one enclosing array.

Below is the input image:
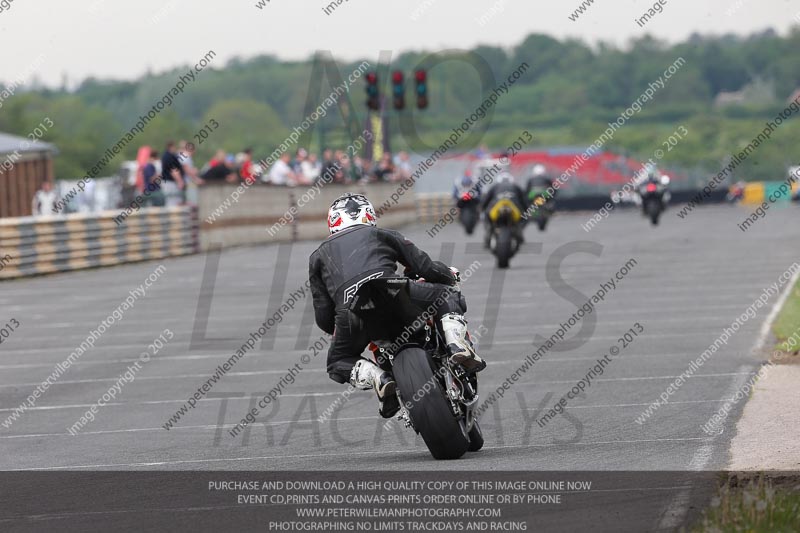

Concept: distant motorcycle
[[486, 196, 522, 268], [456, 192, 480, 235], [349, 277, 483, 460], [727, 181, 745, 204], [639, 181, 667, 225], [527, 188, 555, 231]]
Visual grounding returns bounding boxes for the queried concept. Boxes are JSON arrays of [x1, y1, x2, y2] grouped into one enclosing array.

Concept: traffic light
[[366, 71, 379, 111], [415, 69, 428, 110], [391, 70, 405, 110]]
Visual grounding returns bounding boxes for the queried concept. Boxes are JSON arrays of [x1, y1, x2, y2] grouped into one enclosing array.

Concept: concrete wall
[[198, 182, 418, 250], [0, 206, 198, 280]]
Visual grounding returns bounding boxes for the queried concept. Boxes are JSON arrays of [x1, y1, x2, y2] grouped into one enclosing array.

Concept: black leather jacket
[[309, 225, 455, 334], [480, 182, 527, 212], [526, 176, 554, 194]]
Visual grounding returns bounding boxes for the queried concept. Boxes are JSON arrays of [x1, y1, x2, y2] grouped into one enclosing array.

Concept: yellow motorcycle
[[486, 197, 522, 269]]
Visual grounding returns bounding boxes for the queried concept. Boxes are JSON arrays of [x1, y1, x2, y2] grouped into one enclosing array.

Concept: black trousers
[[326, 281, 465, 384]]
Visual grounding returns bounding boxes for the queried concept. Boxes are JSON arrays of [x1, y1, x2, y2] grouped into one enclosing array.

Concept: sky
[[1, 0, 799, 87]]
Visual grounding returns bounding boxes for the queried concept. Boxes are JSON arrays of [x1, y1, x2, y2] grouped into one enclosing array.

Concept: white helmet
[[532, 164, 547, 177], [496, 171, 515, 184], [328, 193, 377, 234]]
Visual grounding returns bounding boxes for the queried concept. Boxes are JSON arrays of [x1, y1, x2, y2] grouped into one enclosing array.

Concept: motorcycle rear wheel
[[467, 421, 484, 452], [495, 227, 513, 269], [460, 206, 478, 235], [645, 200, 661, 225], [393, 347, 469, 460]]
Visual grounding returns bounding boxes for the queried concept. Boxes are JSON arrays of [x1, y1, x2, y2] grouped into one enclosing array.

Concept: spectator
[[292, 148, 308, 174], [143, 150, 166, 207], [331, 150, 347, 183], [352, 155, 367, 182], [179, 140, 204, 204], [267, 152, 296, 186], [31, 180, 59, 216], [394, 150, 412, 180], [80, 179, 97, 213], [240, 148, 256, 184], [375, 152, 395, 182], [161, 141, 186, 206], [339, 154, 355, 183], [178, 141, 202, 184], [208, 149, 226, 168], [360, 158, 374, 182], [320, 149, 338, 183], [202, 155, 238, 183], [301, 152, 321, 184]]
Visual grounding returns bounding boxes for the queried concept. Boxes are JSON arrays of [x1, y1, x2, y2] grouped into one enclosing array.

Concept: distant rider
[[309, 193, 486, 418], [480, 172, 527, 247], [525, 164, 555, 202], [452, 169, 481, 202]]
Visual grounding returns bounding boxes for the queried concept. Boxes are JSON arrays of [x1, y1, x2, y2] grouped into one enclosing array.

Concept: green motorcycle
[[527, 188, 555, 231]]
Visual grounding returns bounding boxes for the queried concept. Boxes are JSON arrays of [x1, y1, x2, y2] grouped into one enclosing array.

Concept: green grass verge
[[694, 475, 800, 532], [772, 277, 800, 352]]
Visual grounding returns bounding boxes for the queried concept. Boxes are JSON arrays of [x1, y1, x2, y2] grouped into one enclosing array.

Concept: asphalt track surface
[[1, 204, 798, 530]]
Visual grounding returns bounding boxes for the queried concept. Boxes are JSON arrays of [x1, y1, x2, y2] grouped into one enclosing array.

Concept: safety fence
[[416, 193, 453, 223], [0, 206, 198, 280]]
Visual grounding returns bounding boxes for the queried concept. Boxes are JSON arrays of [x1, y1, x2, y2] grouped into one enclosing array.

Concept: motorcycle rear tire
[[393, 347, 469, 460], [645, 200, 661, 226], [467, 421, 484, 452], [461, 206, 478, 235], [495, 227, 513, 269]]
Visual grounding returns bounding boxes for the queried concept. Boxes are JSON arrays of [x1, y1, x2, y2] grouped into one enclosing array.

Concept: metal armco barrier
[[0, 206, 199, 280]]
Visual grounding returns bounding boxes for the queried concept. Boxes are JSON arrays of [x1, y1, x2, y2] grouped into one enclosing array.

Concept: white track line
[[752, 267, 800, 354]]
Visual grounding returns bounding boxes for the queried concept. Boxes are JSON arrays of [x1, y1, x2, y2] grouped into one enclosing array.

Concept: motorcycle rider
[[638, 167, 670, 193], [452, 168, 481, 202], [635, 164, 660, 188], [480, 172, 527, 248], [644, 167, 660, 185], [524, 164, 556, 222], [525, 164, 555, 202], [636, 166, 671, 218], [309, 193, 486, 418]]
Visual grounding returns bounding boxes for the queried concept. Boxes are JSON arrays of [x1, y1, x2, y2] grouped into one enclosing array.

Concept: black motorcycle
[[349, 277, 483, 460], [639, 181, 667, 225], [456, 192, 480, 235]]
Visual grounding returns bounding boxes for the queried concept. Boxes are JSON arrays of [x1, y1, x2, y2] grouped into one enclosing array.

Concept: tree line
[[1, 29, 799, 181]]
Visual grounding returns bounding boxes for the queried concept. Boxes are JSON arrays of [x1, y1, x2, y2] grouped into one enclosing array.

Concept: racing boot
[[350, 359, 400, 418], [440, 313, 486, 373]]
